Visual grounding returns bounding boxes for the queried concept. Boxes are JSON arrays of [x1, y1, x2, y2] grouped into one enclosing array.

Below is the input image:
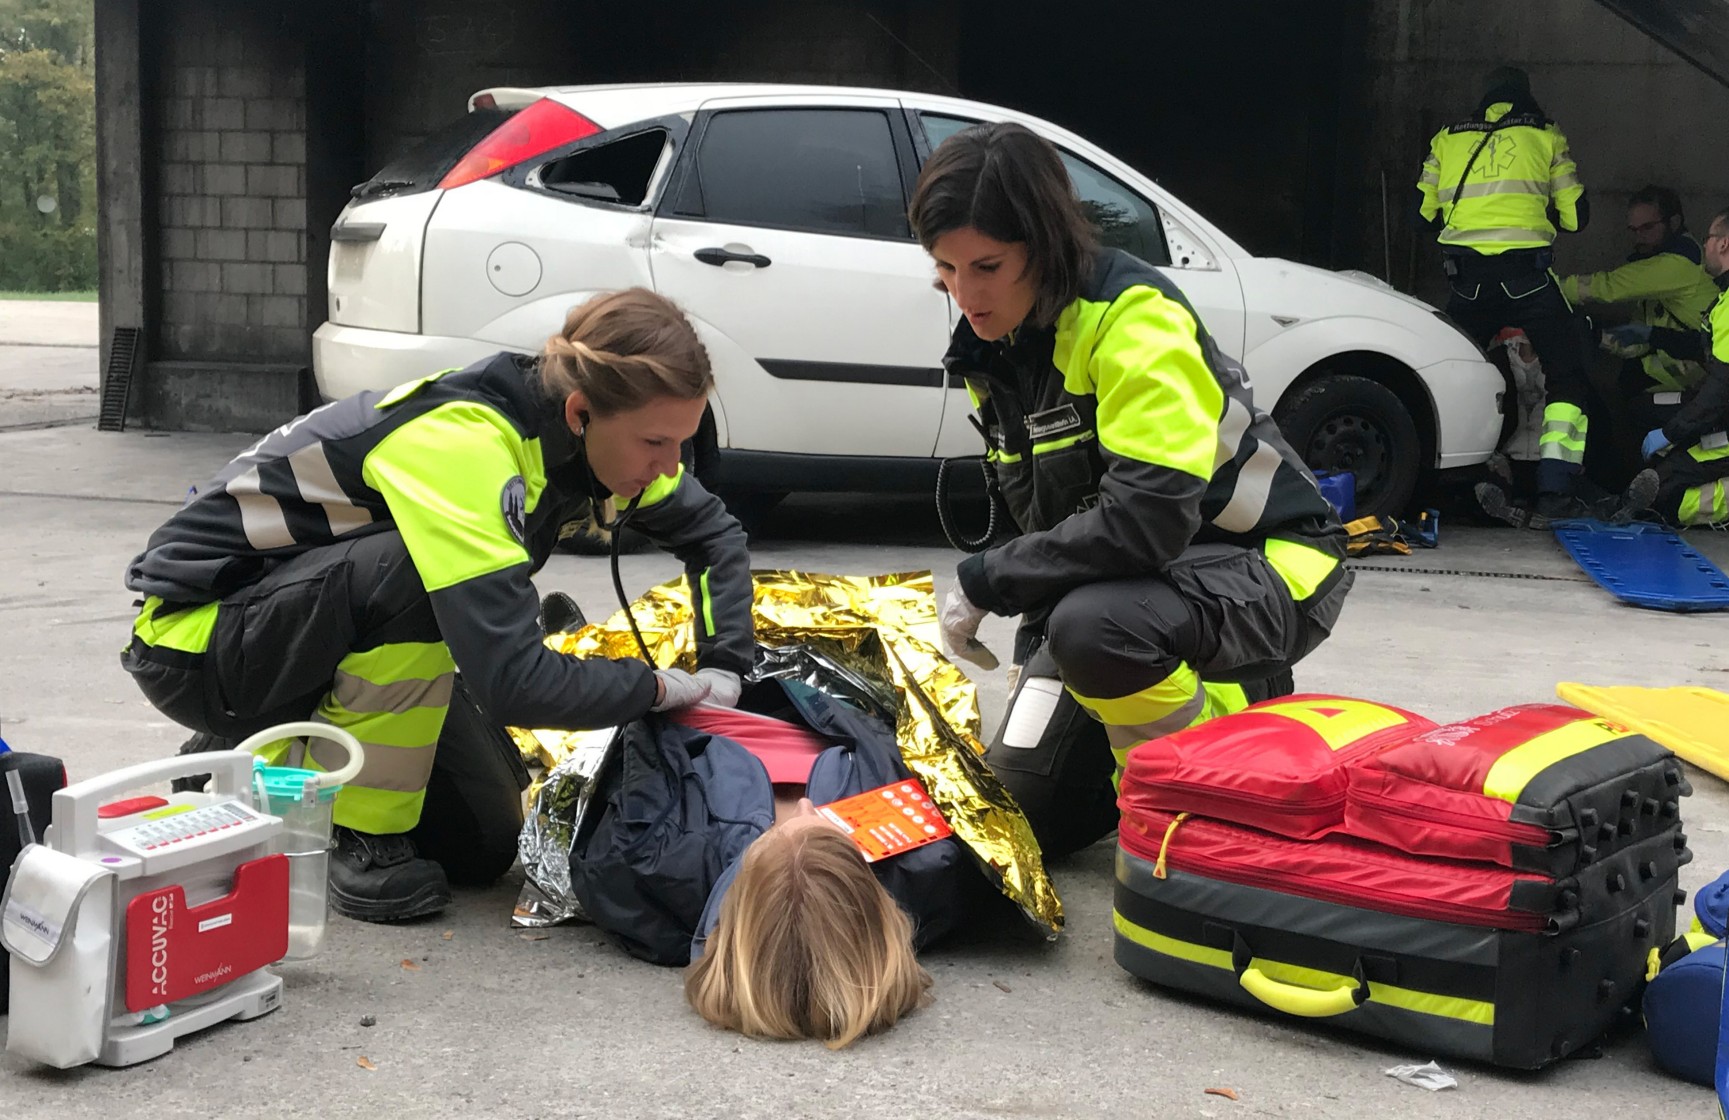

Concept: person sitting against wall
[[1559, 184, 1719, 480]]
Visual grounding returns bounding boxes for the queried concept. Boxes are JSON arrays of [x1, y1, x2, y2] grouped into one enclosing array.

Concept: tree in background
[[0, 0, 93, 290]]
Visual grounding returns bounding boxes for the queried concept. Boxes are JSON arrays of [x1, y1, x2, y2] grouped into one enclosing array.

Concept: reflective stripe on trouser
[[1539, 402, 1587, 464], [1653, 441, 1729, 528], [1679, 480, 1729, 527], [316, 640, 457, 833], [1069, 668, 1253, 782]]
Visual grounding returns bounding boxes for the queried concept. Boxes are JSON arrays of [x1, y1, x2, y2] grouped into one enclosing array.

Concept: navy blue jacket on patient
[[567, 679, 980, 966]]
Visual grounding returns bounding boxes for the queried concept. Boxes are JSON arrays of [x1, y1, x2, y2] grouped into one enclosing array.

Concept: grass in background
[[0, 290, 95, 301]]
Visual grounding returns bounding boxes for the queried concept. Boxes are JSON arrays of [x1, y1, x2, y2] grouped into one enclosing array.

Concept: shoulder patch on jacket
[[501, 475, 527, 545]]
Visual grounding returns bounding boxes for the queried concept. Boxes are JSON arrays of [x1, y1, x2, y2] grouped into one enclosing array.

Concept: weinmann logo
[[149, 895, 173, 998]]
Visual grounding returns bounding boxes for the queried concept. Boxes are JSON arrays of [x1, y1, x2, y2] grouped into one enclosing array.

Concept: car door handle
[[694, 247, 771, 269]]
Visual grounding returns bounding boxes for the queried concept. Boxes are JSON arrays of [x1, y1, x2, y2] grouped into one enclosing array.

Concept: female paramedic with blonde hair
[[121, 288, 755, 924], [912, 122, 1353, 857]]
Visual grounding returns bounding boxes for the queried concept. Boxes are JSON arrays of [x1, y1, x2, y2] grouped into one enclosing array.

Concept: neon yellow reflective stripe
[[638, 463, 684, 509], [1032, 432, 1092, 455], [375, 368, 458, 409], [699, 569, 715, 637], [1073, 662, 1200, 727], [132, 596, 219, 653], [1113, 911, 1494, 1025], [1250, 698, 1410, 749], [317, 697, 450, 748], [361, 401, 546, 592], [1540, 405, 1588, 462], [333, 787, 428, 834], [1058, 285, 1223, 479], [1112, 910, 1233, 969], [988, 448, 1023, 464], [1690, 442, 1729, 463], [1482, 717, 1622, 802], [1441, 225, 1553, 247], [1454, 178, 1549, 200], [1680, 481, 1727, 526], [1262, 538, 1339, 601], [336, 641, 457, 684]]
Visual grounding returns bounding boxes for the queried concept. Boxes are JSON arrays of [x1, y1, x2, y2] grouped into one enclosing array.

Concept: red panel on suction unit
[[123, 854, 289, 1012]]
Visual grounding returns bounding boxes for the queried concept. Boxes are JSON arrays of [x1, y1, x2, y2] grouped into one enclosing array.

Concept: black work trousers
[[981, 543, 1351, 859], [1445, 249, 1593, 494]]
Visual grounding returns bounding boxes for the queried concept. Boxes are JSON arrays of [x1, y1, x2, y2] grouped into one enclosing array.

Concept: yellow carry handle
[[1238, 963, 1365, 1018]]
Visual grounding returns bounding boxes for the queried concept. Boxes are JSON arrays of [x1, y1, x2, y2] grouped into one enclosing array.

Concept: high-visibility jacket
[[1417, 101, 1585, 254], [1562, 232, 1717, 392], [125, 351, 754, 731], [944, 249, 1347, 621], [1661, 275, 1729, 455]]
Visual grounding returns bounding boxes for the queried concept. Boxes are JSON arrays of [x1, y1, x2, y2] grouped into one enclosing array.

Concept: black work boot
[[329, 826, 452, 922], [537, 591, 587, 636], [1475, 482, 1550, 530], [1614, 468, 1661, 525]]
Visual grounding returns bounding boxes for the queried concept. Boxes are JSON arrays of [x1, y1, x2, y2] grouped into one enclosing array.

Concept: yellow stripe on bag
[[1482, 717, 1621, 803], [1112, 911, 1233, 969], [1249, 699, 1410, 750], [1112, 911, 1495, 1025]]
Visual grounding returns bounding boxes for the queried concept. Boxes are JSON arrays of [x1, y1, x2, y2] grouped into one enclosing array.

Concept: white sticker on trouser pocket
[[1001, 678, 1067, 749]]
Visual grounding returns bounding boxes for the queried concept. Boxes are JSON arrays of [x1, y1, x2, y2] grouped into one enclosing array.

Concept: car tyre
[[1274, 372, 1421, 522]]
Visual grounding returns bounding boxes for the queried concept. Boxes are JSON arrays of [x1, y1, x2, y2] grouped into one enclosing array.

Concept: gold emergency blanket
[[509, 569, 1063, 937]]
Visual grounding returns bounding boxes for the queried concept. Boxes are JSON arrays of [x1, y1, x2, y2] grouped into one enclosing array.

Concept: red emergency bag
[[1344, 703, 1687, 876], [1119, 694, 1432, 839]]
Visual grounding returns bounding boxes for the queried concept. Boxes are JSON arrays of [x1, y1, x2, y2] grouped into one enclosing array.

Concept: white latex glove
[[651, 668, 712, 712], [939, 582, 999, 670], [694, 667, 743, 709], [1006, 662, 1024, 695]]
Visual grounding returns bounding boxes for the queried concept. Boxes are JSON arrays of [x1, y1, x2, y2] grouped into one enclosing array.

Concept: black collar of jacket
[[939, 308, 1059, 388], [1629, 230, 1702, 266], [1716, 270, 1729, 294], [480, 351, 609, 501]]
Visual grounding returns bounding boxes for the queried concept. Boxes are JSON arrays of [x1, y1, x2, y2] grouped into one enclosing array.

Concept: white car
[[314, 82, 1504, 520]]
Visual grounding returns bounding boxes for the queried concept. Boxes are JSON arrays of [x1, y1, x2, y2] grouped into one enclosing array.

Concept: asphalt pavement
[[2, 308, 1728, 1118]]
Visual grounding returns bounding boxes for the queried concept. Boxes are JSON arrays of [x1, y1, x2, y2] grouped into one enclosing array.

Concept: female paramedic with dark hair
[[120, 288, 755, 923], [911, 122, 1353, 857]]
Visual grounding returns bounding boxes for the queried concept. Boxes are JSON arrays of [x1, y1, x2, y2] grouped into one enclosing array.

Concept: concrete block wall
[[154, 0, 309, 363]]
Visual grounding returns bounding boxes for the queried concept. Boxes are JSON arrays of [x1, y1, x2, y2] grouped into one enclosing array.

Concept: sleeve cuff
[[957, 552, 1008, 616]]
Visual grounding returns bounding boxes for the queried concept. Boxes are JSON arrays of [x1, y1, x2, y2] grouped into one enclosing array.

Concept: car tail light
[[438, 98, 601, 190]]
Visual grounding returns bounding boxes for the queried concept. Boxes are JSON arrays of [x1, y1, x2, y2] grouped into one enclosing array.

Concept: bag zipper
[[1121, 815, 1550, 932], [1132, 779, 1344, 817], [1351, 786, 1554, 847]]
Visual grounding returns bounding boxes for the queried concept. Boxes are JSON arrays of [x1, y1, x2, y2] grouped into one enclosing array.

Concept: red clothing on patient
[[669, 705, 829, 786]]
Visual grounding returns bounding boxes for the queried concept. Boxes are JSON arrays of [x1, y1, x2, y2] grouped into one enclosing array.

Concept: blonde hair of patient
[[684, 823, 932, 1049]]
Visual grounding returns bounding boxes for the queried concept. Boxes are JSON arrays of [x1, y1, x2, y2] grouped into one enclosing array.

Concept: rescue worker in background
[[121, 289, 755, 922], [910, 122, 1352, 858], [1561, 185, 1718, 479], [1609, 205, 1729, 528], [1416, 66, 1598, 528]]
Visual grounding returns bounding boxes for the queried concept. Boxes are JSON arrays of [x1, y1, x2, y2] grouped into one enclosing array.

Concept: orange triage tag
[[818, 779, 953, 863]]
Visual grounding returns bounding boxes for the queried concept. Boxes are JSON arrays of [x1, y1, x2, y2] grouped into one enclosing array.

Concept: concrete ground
[[0, 299, 98, 431], [3, 322, 1729, 1117]]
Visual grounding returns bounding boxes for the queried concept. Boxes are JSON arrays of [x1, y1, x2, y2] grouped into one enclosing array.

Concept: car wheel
[[1274, 373, 1421, 521]]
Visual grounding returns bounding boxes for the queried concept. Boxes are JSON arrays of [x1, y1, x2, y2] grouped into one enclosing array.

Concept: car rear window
[[352, 108, 514, 200], [539, 129, 668, 207]]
